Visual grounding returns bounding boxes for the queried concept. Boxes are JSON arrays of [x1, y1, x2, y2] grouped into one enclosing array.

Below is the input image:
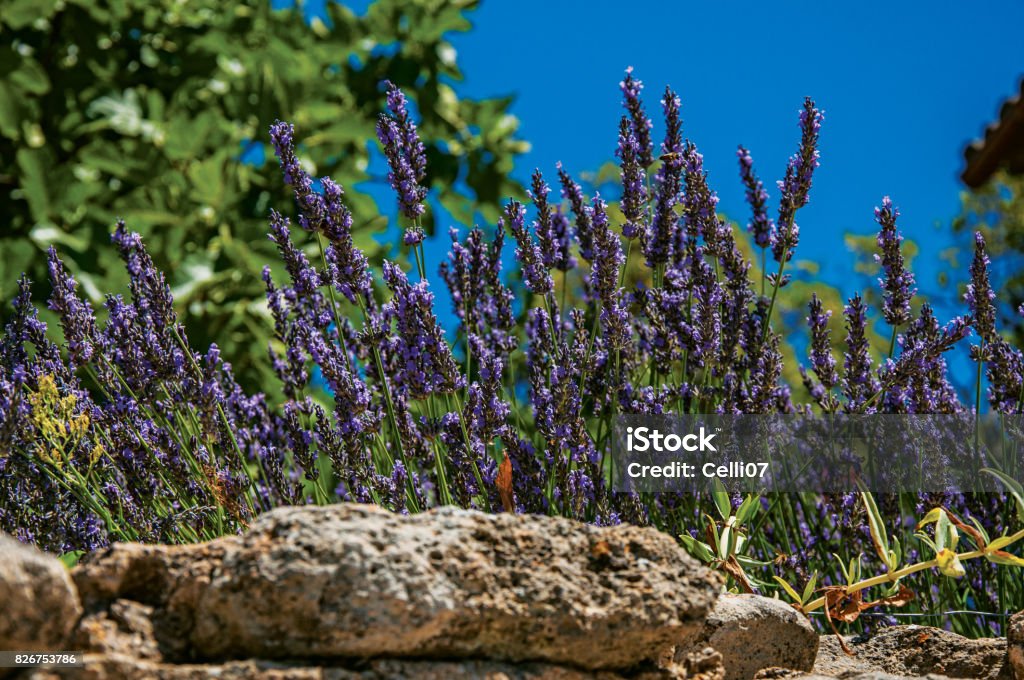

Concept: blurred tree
[[0, 0, 527, 392]]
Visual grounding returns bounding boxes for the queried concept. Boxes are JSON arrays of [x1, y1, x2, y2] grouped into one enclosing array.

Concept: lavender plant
[[2, 71, 1023, 637]]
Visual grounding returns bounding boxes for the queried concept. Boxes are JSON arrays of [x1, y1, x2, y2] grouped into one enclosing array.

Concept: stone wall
[[0, 504, 1020, 680]]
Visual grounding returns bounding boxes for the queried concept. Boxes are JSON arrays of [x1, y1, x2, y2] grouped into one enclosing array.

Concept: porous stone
[[72, 504, 722, 672], [21, 654, 692, 680], [756, 672, 960, 680], [0, 533, 82, 653], [679, 593, 818, 680], [1009, 610, 1023, 679], [72, 599, 163, 661], [813, 626, 1010, 679]]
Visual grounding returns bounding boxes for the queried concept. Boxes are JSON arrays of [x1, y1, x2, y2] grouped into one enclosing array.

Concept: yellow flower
[[70, 413, 90, 438], [936, 548, 965, 578], [26, 374, 92, 467]]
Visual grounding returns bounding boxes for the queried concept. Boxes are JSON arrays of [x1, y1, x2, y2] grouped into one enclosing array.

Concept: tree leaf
[[15, 147, 51, 220]]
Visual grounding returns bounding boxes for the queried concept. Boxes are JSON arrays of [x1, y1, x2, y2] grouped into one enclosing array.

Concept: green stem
[[354, 295, 419, 511], [761, 256, 788, 345], [315, 231, 354, 364], [801, 527, 1024, 614]]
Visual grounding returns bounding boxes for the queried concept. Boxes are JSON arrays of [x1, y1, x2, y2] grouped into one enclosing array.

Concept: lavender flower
[[5, 74, 1024, 634], [505, 199, 554, 297], [270, 122, 373, 304], [619, 66, 654, 167], [874, 197, 915, 326], [986, 338, 1024, 414], [382, 261, 465, 398], [616, 117, 648, 239], [679, 142, 721, 258], [689, 254, 723, 366], [45, 248, 99, 367], [644, 87, 684, 268], [557, 163, 595, 262], [772, 98, 824, 263], [590, 195, 629, 351], [804, 293, 839, 410], [111, 222, 185, 383], [880, 315, 970, 398], [737, 146, 775, 249], [890, 304, 966, 414], [439, 226, 517, 359], [376, 81, 428, 224], [965, 231, 996, 342], [842, 294, 880, 411], [530, 170, 576, 271], [715, 224, 754, 373]]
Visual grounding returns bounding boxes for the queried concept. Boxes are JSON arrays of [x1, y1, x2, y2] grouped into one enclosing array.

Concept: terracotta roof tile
[[962, 78, 1024, 188]]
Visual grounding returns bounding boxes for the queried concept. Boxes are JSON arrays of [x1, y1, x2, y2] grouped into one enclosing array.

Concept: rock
[[72, 504, 721, 672], [71, 539, 232, 662], [813, 626, 1010, 679], [1009, 610, 1023, 679], [22, 654, 692, 680], [682, 648, 727, 680], [73, 599, 163, 661], [679, 594, 818, 680], [0, 533, 82, 653], [756, 672, 960, 680]]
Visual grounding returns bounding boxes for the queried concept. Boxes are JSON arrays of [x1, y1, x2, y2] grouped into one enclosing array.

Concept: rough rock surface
[[22, 654, 708, 680], [755, 670, 961, 680], [6, 508, 1017, 680], [0, 533, 82, 653], [23, 649, 728, 680], [813, 626, 1011, 679], [1009, 610, 1023, 679], [678, 594, 818, 680], [51, 504, 724, 678]]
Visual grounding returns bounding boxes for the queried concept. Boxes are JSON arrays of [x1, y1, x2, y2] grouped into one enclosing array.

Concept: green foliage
[[0, 0, 527, 391]]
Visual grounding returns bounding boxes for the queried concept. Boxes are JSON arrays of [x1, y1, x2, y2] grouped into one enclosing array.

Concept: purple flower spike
[[737, 146, 775, 250], [617, 117, 648, 240], [619, 66, 654, 168], [382, 261, 465, 399], [804, 293, 839, 411], [644, 87, 684, 268], [874, 197, 915, 326], [530, 170, 576, 271], [842, 294, 880, 412], [965, 231, 996, 342], [376, 81, 428, 223], [590, 195, 629, 351], [46, 248, 99, 367], [505, 199, 554, 297], [557, 163, 595, 262], [772, 97, 824, 263]]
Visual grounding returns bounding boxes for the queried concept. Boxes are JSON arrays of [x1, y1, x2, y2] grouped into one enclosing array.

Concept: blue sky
[[437, 1, 1023, 312]]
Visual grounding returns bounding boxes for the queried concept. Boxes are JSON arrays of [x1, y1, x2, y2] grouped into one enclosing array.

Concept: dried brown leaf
[[496, 453, 514, 513], [720, 555, 755, 594]]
